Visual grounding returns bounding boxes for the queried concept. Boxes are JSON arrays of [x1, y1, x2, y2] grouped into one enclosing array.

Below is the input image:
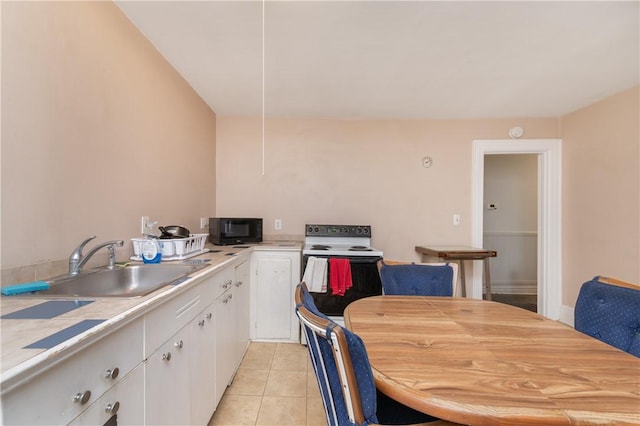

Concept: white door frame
[[471, 139, 562, 320]]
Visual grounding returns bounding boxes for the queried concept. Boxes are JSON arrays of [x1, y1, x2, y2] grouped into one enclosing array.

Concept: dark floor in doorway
[[491, 294, 537, 313]]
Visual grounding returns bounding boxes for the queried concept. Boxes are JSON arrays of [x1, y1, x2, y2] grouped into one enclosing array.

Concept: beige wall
[[1, 2, 216, 283], [560, 86, 640, 306], [216, 117, 559, 260]]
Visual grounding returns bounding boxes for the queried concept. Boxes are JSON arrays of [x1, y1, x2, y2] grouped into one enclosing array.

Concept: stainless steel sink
[[33, 263, 208, 298]]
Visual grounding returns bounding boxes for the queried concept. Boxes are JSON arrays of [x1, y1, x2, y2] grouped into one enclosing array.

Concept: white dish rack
[[130, 234, 208, 261]]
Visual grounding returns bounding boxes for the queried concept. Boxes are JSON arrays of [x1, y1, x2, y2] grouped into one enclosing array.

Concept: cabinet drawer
[[2, 318, 143, 425], [211, 266, 235, 300], [69, 364, 144, 426], [145, 284, 203, 354]]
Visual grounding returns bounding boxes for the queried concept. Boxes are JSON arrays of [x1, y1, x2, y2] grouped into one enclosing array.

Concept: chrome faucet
[[69, 236, 125, 275]]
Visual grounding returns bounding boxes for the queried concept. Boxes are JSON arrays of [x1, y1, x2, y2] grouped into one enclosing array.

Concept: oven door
[[301, 255, 382, 317]]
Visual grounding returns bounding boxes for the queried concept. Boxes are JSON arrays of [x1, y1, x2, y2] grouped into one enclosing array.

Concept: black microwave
[[209, 218, 263, 245]]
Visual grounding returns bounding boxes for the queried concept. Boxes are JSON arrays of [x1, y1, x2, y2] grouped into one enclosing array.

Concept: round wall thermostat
[[509, 126, 524, 139]]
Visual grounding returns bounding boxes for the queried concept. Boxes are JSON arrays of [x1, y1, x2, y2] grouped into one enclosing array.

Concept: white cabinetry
[[2, 318, 144, 426], [189, 303, 216, 425], [69, 364, 144, 426], [213, 266, 236, 406], [1, 251, 254, 426], [144, 255, 250, 425], [144, 324, 192, 425], [250, 249, 301, 342], [234, 259, 250, 363]]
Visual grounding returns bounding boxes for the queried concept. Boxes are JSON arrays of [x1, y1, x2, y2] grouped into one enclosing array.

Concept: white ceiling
[[116, 1, 639, 119]]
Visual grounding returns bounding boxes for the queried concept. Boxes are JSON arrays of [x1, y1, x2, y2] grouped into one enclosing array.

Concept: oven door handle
[[347, 257, 381, 264]]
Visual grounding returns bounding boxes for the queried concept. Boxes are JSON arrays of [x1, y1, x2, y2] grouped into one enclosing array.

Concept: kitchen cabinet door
[[214, 286, 236, 406], [144, 325, 191, 425], [251, 251, 301, 342], [189, 303, 217, 426], [234, 259, 251, 364]]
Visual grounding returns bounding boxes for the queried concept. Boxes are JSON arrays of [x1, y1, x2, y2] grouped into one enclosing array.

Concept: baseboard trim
[[491, 281, 537, 294], [559, 304, 574, 326]]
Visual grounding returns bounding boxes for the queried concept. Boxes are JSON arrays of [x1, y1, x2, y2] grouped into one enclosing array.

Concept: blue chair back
[[378, 260, 456, 296], [575, 276, 640, 357], [295, 282, 377, 426]]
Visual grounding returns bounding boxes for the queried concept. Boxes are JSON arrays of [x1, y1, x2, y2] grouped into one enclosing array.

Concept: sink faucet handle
[[69, 236, 97, 275], [71, 235, 97, 257]]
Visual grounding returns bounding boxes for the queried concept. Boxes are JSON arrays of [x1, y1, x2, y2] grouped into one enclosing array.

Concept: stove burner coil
[[349, 246, 372, 251], [311, 245, 331, 250]]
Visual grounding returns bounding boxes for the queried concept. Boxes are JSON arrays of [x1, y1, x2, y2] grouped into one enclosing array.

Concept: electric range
[[301, 224, 383, 329]]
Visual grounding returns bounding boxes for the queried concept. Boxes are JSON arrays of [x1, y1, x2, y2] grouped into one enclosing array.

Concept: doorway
[[471, 139, 562, 320], [484, 154, 538, 312]]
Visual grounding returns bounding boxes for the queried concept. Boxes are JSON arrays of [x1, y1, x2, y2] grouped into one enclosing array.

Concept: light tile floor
[[209, 342, 328, 426]]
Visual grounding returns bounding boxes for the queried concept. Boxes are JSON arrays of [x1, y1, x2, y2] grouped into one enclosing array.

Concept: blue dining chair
[[575, 276, 640, 358], [377, 260, 458, 297], [295, 282, 460, 426]]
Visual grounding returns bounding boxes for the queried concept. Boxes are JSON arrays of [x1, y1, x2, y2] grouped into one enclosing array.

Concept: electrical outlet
[[200, 217, 209, 230], [453, 214, 461, 226], [141, 216, 149, 234], [275, 219, 282, 231]]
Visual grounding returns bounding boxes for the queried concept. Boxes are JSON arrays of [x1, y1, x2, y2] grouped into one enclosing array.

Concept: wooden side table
[[415, 245, 497, 299]]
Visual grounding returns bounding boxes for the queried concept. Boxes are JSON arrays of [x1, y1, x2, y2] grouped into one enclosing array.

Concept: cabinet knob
[[198, 319, 205, 327], [105, 401, 120, 415], [174, 340, 184, 349], [73, 390, 92, 405], [162, 352, 172, 362], [104, 368, 120, 380], [206, 312, 212, 320]]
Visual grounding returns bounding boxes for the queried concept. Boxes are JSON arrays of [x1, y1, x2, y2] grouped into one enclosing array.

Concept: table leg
[[483, 258, 492, 301], [459, 260, 466, 297]]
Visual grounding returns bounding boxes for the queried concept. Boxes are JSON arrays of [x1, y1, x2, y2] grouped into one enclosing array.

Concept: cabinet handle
[[73, 390, 92, 405], [162, 352, 172, 362], [198, 319, 205, 327], [206, 312, 212, 320], [104, 368, 119, 380], [235, 280, 243, 287], [174, 340, 184, 349], [223, 294, 233, 304], [105, 401, 120, 415]]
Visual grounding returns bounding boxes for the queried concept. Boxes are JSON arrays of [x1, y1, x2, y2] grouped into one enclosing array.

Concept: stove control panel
[[305, 224, 371, 237]]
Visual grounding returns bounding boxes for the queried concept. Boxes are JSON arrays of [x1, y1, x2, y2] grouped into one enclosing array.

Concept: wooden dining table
[[344, 296, 640, 426]]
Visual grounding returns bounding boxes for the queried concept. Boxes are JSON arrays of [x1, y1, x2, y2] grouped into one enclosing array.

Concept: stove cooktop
[[303, 224, 382, 257]]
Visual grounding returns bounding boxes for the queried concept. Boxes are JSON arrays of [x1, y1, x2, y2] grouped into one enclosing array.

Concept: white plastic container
[[131, 234, 208, 261], [141, 239, 162, 263]]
